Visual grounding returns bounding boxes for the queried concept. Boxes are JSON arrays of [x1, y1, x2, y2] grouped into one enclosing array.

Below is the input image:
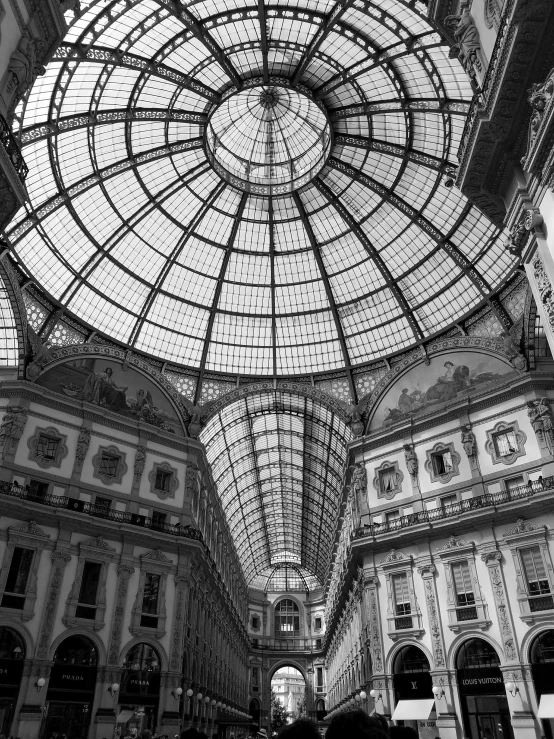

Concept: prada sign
[[0, 658, 24, 685], [122, 671, 161, 696], [458, 668, 504, 695], [394, 672, 433, 699], [48, 664, 97, 692]]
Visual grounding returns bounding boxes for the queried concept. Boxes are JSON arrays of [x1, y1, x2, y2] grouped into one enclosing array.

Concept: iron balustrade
[[0, 479, 203, 541], [455, 605, 478, 621], [0, 114, 28, 180], [251, 639, 323, 652], [529, 594, 554, 613], [353, 477, 552, 540], [394, 616, 413, 630]]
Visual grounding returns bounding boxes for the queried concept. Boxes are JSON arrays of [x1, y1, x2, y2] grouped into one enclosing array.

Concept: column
[[363, 572, 388, 717]]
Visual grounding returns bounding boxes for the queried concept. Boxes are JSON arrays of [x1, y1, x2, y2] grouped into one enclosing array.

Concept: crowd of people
[[169, 711, 419, 738]]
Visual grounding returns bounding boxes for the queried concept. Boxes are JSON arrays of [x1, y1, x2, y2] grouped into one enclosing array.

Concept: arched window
[[53, 635, 97, 666], [123, 643, 161, 672], [275, 599, 300, 637], [531, 630, 554, 663], [0, 626, 25, 660], [456, 638, 500, 669], [393, 645, 430, 674]]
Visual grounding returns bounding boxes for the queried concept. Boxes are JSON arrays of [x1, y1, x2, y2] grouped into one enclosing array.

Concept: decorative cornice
[[9, 520, 49, 538], [436, 535, 471, 552]]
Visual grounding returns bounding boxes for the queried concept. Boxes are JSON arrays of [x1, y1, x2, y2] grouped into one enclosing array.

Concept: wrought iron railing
[[456, 605, 478, 621], [394, 616, 413, 630], [0, 114, 28, 181], [251, 638, 323, 652], [529, 594, 554, 613], [0, 480, 203, 541], [353, 477, 552, 540]]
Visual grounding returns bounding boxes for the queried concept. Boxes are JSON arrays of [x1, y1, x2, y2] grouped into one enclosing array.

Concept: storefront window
[[530, 630, 554, 738], [0, 627, 25, 735], [456, 638, 513, 739], [392, 646, 435, 732], [119, 643, 162, 735]]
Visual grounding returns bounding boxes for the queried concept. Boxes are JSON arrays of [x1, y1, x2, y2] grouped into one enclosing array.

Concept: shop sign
[[393, 672, 433, 700], [122, 671, 161, 696], [0, 658, 24, 685], [457, 668, 504, 695], [48, 664, 97, 692], [417, 720, 437, 739]]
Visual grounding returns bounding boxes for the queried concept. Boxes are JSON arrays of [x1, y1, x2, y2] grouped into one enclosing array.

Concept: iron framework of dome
[[8, 0, 515, 381]]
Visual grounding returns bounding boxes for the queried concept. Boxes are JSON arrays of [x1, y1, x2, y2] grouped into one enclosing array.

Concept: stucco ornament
[[404, 444, 418, 477], [500, 332, 526, 371], [445, 5, 482, 82], [527, 398, 554, 448], [0, 405, 27, 450], [25, 326, 53, 381], [461, 424, 476, 458], [7, 36, 46, 99]]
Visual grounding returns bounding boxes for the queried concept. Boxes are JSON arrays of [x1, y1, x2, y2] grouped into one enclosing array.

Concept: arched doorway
[[270, 666, 306, 733], [118, 643, 162, 734], [249, 698, 260, 728], [391, 645, 435, 725], [456, 638, 513, 739], [530, 630, 554, 736], [0, 626, 25, 735], [42, 634, 98, 739]]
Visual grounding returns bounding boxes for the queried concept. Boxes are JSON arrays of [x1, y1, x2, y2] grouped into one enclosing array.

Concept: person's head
[[141, 732, 152, 739], [326, 710, 389, 739], [197, 733, 208, 739], [180, 731, 199, 739], [277, 718, 320, 738], [105, 367, 113, 376], [390, 728, 418, 739]]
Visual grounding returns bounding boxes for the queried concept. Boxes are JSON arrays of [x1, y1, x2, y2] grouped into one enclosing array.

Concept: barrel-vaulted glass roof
[[201, 391, 351, 586], [8, 0, 515, 378]]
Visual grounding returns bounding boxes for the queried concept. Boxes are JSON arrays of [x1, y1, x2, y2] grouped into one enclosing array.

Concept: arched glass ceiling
[[200, 391, 351, 585], [250, 563, 319, 592], [7, 0, 515, 376]]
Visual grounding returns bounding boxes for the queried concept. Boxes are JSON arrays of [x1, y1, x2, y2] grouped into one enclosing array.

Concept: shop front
[[530, 630, 554, 737], [0, 626, 26, 735], [41, 635, 98, 739], [391, 645, 436, 735], [117, 643, 161, 734], [456, 638, 513, 739]]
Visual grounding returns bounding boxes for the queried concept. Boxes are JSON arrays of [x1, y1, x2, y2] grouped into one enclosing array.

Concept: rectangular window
[[27, 479, 48, 499], [75, 561, 102, 619], [317, 667, 323, 689], [140, 573, 160, 628], [155, 470, 171, 492], [99, 454, 119, 478], [494, 430, 518, 458], [95, 496, 112, 511], [36, 434, 59, 460], [386, 510, 400, 524], [392, 573, 411, 615], [314, 617, 322, 630], [433, 451, 453, 476], [505, 476, 525, 492], [1, 547, 33, 609], [522, 547, 550, 595], [452, 561, 475, 606], [252, 615, 260, 629], [252, 667, 259, 686], [151, 511, 167, 529], [441, 495, 458, 508]]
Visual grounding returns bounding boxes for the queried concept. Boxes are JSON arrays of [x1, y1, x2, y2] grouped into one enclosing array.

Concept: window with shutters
[[1, 548, 33, 609], [36, 434, 59, 461], [27, 426, 68, 469], [521, 547, 554, 612], [380, 554, 424, 638], [275, 599, 301, 637], [452, 560, 478, 622], [494, 430, 518, 458], [140, 573, 161, 628], [393, 573, 411, 615], [75, 561, 102, 619], [485, 421, 526, 465]]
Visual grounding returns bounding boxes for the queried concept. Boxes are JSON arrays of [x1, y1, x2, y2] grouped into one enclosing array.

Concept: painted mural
[[371, 351, 517, 429], [36, 358, 182, 434]]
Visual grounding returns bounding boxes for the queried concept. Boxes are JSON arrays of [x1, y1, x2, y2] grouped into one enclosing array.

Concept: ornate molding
[[436, 535, 470, 552], [521, 67, 554, 184], [91, 444, 128, 485], [506, 518, 537, 535], [372, 459, 403, 500], [424, 441, 461, 485], [484, 419, 527, 466], [27, 425, 68, 469], [148, 460, 179, 501]]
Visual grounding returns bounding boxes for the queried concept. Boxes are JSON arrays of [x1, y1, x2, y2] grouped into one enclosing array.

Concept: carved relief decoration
[[424, 442, 461, 484], [480, 549, 518, 661], [527, 397, 554, 450], [0, 405, 27, 453], [107, 563, 135, 665], [484, 420, 526, 466], [532, 253, 554, 333], [148, 460, 179, 501], [75, 426, 91, 469], [36, 549, 71, 659], [91, 444, 128, 485], [372, 460, 403, 500]]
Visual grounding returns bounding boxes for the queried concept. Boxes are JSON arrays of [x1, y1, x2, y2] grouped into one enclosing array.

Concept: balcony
[[394, 616, 413, 630], [0, 479, 203, 541], [456, 606, 478, 622], [0, 115, 28, 182], [529, 595, 554, 613], [353, 478, 552, 541], [250, 638, 323, 653]]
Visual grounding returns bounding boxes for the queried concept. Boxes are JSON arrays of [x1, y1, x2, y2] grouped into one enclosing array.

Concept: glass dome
[[7, 0, 514, 377]]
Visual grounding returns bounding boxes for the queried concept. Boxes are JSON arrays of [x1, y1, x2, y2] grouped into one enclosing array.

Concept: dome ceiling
[[8, 0, 515, 378]]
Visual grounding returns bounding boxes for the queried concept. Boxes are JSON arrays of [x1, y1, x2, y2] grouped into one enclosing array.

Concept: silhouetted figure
[[326, 710, 390, 739], [390, 728, 418, 739], [278, 718, 320, 738]]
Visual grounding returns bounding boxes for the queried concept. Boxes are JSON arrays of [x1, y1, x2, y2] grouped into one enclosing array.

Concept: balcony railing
[[0, 480, 203, 541], [456, 605, 478, 621], [251, 638, 323, 652], [0, 115, 28, 181], [353, 478, 552, 540], [394, 616, 413, 630], [529, 594, 554, 613]]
